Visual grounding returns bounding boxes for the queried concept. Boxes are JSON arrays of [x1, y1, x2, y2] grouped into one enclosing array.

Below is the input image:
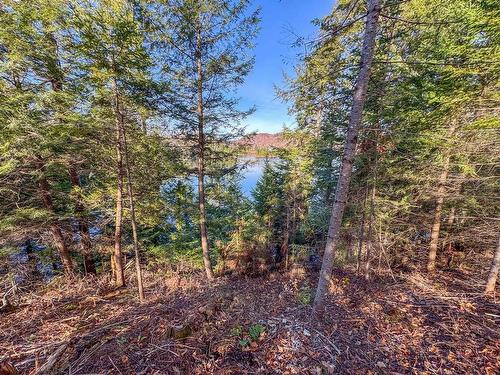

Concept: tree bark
[[356, 189, 368, 273], [485, 235, 500, 293], [365, 141, 379, 279], [427, 143, 453, 272], [364, 183, 376, 280], [112, 77, 126, 287], [196, 20, 215, 281], [426, 159, 450, 272], [40, 35, 79, 276], [120, 115, 145, 302], [312, 0, 381, 314], [35, 158, 74, 275], [283, 204, 291, 269], [69, 168, 96, 275]]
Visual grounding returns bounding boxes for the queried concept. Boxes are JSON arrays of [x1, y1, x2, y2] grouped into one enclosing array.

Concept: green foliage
[[298, 285, 312, 305], [238, 338, 250, 347], [248, 324, 265, 341], [146, 244, 204, 269], [232, 323, 265, 348], [230, 325, 243, 337], [281, 0, 500, 266], [0, 0, 497, 282]]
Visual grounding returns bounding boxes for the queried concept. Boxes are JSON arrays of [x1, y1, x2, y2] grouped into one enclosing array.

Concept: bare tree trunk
[[427, 147, 452, 272], [376, 223, 383, 272], [356, 189, 368, 273], [427, 159, 450, 272], [347, 231, 355, 261], [443, 205, 456, 267], [196, 21, 215, 281], [427, 121, 459, 272], [485, 235, 500, 293], [365, 141, 379, 279], [447, 206, 456, 227], [120, 117, 145, 302], [364, 183, 376, 280], [111, 253, 116, 281], [283, 204, 291, 270], [35, 158, 74, 275], [69, 168, 96, 275], [112, 77, 126, 287], [312, 0, 381, 314]]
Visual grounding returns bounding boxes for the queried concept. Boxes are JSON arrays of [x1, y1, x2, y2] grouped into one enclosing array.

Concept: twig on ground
[[108, 355, 123, 375], [34, 342, 68, 375]]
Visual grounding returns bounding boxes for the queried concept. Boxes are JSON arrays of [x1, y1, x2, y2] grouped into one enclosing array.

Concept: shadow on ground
[[1, 268, 498, 374]]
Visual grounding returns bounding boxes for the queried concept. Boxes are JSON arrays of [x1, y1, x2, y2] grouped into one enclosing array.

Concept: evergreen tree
[[0, 0, 87, 275], [71, 0, 152, 291], [312, 0, 381, 314], [152, 0, 260, 280]]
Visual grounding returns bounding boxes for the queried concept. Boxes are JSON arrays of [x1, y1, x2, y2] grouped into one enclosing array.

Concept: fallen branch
[[34, 343, 68, 375], [313, 329, 341, 355]]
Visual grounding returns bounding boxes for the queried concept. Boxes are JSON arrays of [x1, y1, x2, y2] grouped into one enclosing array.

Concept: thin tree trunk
[[46, 35, 96, 276], [39, 37, 77, 276], [111, 254, 116, 281], [112, 77, 126, 287], [443, 205, 456, 264], [312, 0, 381, 314], [364, 183, 376, 280], [485, 234, 500, 293], [196, 20, 215, 281], [427, 143, 453, 272], [427, 157, 450, 272], [365, 140, 379, 279], [24, 240, 38, 278], [377, 222, 383, 272], [69, 168, 96, 275], [120, 117, 145, 302], [356, 189, 368, 273], [347, 232, 355, 262], [447, 206, 456, 227], [35, 159, 74, 275], [283, 204, 291, 269]]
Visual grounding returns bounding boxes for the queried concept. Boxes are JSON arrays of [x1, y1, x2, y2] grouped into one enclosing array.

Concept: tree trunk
[[24, 240, 39, 279], [39, 37, 76, 276], [364, 183, 376, 280], [427, 148, 452, 272], [35, 158, 74, 275], [347, 232, 355, 261], [120, 115, 145, 302], [443, 205, 456, 265], [485, 235, 500, 293], [312, 0, 381, 314], [196, 20, 215, 281], [427, 121, 459, 272], [365, 141, 379, 279], [356, 189, 368, 273], [283, 204, 291, 269], [69, 168, 96, 275], [112, 77, 126, 287]]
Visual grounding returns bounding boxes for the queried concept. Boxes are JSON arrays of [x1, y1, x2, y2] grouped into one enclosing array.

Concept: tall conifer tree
[[152, 0, 260, 280]]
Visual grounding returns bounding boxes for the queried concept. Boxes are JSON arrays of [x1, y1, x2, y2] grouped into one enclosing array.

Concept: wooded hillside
[[236, 133, 287, 151]]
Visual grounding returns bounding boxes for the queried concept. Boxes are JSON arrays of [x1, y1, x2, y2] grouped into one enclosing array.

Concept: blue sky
[[239, 0, 333, 134]]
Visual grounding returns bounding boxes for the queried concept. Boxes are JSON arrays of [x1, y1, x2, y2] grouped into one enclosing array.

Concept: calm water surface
[[239, 156, 277, 198]]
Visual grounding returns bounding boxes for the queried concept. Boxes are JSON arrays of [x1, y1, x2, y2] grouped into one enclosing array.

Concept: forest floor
[[1, 265, 499, 374]]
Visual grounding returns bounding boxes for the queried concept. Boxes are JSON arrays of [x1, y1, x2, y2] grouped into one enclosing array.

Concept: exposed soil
[[1, 267, 499, 374]]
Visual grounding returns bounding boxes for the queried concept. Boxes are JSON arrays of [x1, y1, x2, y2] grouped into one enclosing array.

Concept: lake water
[[240, 157, 267, 197]]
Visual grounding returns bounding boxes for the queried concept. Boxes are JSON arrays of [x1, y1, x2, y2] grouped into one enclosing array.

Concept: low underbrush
[[0, 266, 498, 374]]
